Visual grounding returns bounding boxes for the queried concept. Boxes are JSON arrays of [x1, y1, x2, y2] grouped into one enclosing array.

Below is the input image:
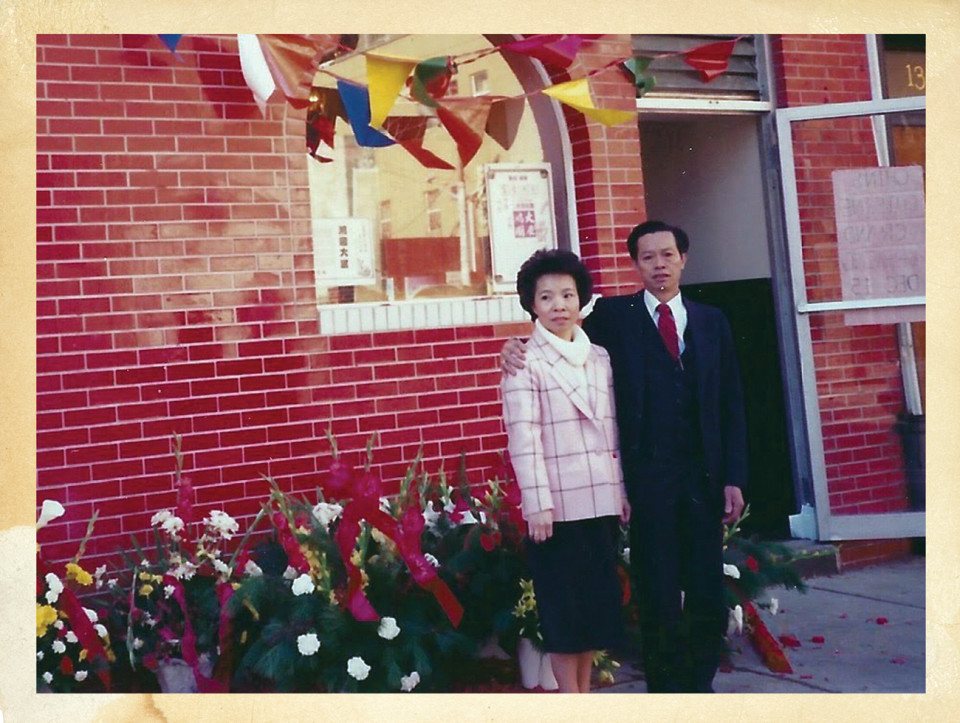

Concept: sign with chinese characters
[[831, 166, 925, 325], [486, 163, 557, 293], [312, 218, 376, 286]]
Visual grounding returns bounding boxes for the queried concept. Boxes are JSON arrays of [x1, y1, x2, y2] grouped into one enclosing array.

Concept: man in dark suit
[[501, 220, 747, 693]]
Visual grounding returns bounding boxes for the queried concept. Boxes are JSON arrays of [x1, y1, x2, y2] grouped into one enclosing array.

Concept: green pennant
[[622, 56, 657, 97], [410, 56, 452, 108]]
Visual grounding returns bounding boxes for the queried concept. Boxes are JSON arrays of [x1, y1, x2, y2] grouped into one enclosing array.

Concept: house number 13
[[905, 64, 925, 91]]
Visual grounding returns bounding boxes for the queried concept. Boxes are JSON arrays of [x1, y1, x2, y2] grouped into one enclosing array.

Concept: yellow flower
[[79, 649, 88, 661], [599, 670, 615, 685], [65, 563, 93, 586], [139, 584, 154, 597], [36, 604, 58, 637], [349, 549, 363, 567]]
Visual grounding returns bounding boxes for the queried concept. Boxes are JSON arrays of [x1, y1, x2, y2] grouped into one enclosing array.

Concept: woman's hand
[[500, 337, 527, 376], [526, 509, 554, 543], [620, 496, 631, 525]]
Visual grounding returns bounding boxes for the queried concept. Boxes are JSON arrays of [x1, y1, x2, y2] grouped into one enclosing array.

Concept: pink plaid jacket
[[501, 325, 626, 522]]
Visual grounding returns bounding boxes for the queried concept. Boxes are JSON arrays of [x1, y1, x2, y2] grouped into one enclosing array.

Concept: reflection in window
[[307, 35, 550, 306]]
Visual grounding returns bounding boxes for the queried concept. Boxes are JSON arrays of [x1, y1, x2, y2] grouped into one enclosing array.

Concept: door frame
[[775, 94, 926, 541]]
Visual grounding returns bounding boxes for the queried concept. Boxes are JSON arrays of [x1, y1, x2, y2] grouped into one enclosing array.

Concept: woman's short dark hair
[[515, 248, 593, 321]]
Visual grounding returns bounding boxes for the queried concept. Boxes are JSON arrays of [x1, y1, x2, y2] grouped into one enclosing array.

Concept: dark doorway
[[683, 278, 794, 538]]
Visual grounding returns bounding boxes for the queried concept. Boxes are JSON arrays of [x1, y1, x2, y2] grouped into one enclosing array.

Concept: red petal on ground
[[890, 657, 907, 664], [876, 617, 889, 625], [778, 633, 802, 649], [811, 635, 825, 644]]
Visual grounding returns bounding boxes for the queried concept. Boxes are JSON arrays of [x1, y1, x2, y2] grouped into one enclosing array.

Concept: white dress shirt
[[643, 289, 687, 355]]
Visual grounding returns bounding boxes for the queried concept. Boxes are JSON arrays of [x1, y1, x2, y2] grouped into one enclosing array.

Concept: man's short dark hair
[[626, 220, 690, 261], [515, 248, 594, 321]]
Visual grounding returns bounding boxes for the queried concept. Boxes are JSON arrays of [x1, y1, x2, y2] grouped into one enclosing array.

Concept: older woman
[[501, 249, 630, 693]]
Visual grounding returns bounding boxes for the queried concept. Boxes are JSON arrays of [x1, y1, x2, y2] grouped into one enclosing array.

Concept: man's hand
[[526, 509, 554, 543], [722, 485, 745, 525], [500, 337, 527, 376], [620, 496, 631, 525]]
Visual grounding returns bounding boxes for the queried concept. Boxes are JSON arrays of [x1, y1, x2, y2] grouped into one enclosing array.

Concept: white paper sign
[[486, 163, 557, 293], [312, 218, 376, 286], [831, 166, 925, 325]]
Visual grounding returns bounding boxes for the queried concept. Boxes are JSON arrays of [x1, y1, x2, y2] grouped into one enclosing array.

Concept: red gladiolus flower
[[746, 556, 759, 572], [480, 530, 501, 552], [876, 617, 889, 625], [326, 459, 354, 498], [811, 635, 825, 644], [778, 633, 801, 649], [176, 475, 194, 524], [60, 655, 74, 675], [354, 468, 383, 501]]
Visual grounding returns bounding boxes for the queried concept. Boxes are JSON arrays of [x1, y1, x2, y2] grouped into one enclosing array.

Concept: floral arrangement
[[36, 500, 115, 692], [221, 435, 530, 692], [37, 435, 811, 692], [720, 505, 808, 672], [102, 435, 254, 692]]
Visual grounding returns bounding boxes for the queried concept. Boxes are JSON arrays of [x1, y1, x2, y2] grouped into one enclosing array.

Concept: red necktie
[[657, 303, 680, 362]]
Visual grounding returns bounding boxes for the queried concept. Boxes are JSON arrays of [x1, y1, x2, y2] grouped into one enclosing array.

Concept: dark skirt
[[524, 515, 625, 654]]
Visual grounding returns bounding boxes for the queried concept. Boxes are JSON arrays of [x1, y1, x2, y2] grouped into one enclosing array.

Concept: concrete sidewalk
[[598, 557, 925, 694]]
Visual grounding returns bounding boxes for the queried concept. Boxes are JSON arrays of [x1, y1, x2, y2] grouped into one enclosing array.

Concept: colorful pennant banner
[[542, 77, 636, 127]]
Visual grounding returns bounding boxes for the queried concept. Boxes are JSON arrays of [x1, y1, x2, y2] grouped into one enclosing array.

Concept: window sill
[[317, 294, 529, 334]]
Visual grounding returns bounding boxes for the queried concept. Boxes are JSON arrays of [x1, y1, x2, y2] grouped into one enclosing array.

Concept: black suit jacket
[[582, 293, 748, 500]]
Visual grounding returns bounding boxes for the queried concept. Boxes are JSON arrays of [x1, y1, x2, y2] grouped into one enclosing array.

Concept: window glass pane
[[307, 35, 549, 305]]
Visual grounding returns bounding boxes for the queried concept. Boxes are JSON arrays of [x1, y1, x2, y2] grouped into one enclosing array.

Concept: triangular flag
[[409, 56, 453, 108], [542, 78, 636, 127], [306, 87, 347, 160], [621, 57, 657, 97], [367, 54, 417, 128], [500, 34, 583, 69], [337, 80, 396, 148], [158, 35, 183, 54], [237, 34, 277, 116], [683, 38, 738, 83], [485, 96, 525, 151], [436, 98, 493, 167], [382, 116, 455, 170], [258, 34, 333, 107]]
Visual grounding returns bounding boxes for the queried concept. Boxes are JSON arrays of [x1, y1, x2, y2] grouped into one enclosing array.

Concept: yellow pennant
[[366, 54, 418, 128], [542, 77, 636, 127]]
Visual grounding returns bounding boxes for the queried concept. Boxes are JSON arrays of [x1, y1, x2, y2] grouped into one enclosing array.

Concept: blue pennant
[[336, 80, 396, 148]]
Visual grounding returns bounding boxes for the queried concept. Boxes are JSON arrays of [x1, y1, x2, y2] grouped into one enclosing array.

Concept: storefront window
[[307, 35, 556, 309]]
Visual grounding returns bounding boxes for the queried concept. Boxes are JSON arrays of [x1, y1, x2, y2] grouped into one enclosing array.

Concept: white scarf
[[536, 319, 591, 387]]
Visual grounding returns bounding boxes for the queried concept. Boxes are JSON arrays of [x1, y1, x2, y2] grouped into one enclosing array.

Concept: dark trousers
[[630, 469, 726, 693]]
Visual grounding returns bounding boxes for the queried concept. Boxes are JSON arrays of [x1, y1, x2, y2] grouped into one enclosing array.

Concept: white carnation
[[297, 632, 321, 656], [312, 502, 344, 531], [347, 656, 371, 681], [244, 560, 263, 577], [291, 574, 315, 596], [400, 671, 420, 692], [377, 616, 400, 640], [723, 563, 741, 580]]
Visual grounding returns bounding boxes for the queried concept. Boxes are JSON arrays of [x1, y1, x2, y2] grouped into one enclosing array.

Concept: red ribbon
[[164, 575, 227, 693], [58, 588, 111, 689], [336, 495, 463, 627]]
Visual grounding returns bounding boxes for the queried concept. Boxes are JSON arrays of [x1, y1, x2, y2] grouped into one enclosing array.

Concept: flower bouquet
[[104, 435, 254, 692], [36, 500, 115, 692]]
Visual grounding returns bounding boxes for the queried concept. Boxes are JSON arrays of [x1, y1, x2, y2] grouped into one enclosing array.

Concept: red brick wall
[[558, 36, 645, 296], [36, 34, 643, 567], [774, 35, 912, 516]]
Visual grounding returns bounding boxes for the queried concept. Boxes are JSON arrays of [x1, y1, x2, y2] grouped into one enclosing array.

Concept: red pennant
[[436, 98, 493, 167], [501, 34, 583, 69], [683, 38, 738, 82], [383, 116, 455, 170], [258, 35, 340, 106], [485, 96, 525, 151]]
